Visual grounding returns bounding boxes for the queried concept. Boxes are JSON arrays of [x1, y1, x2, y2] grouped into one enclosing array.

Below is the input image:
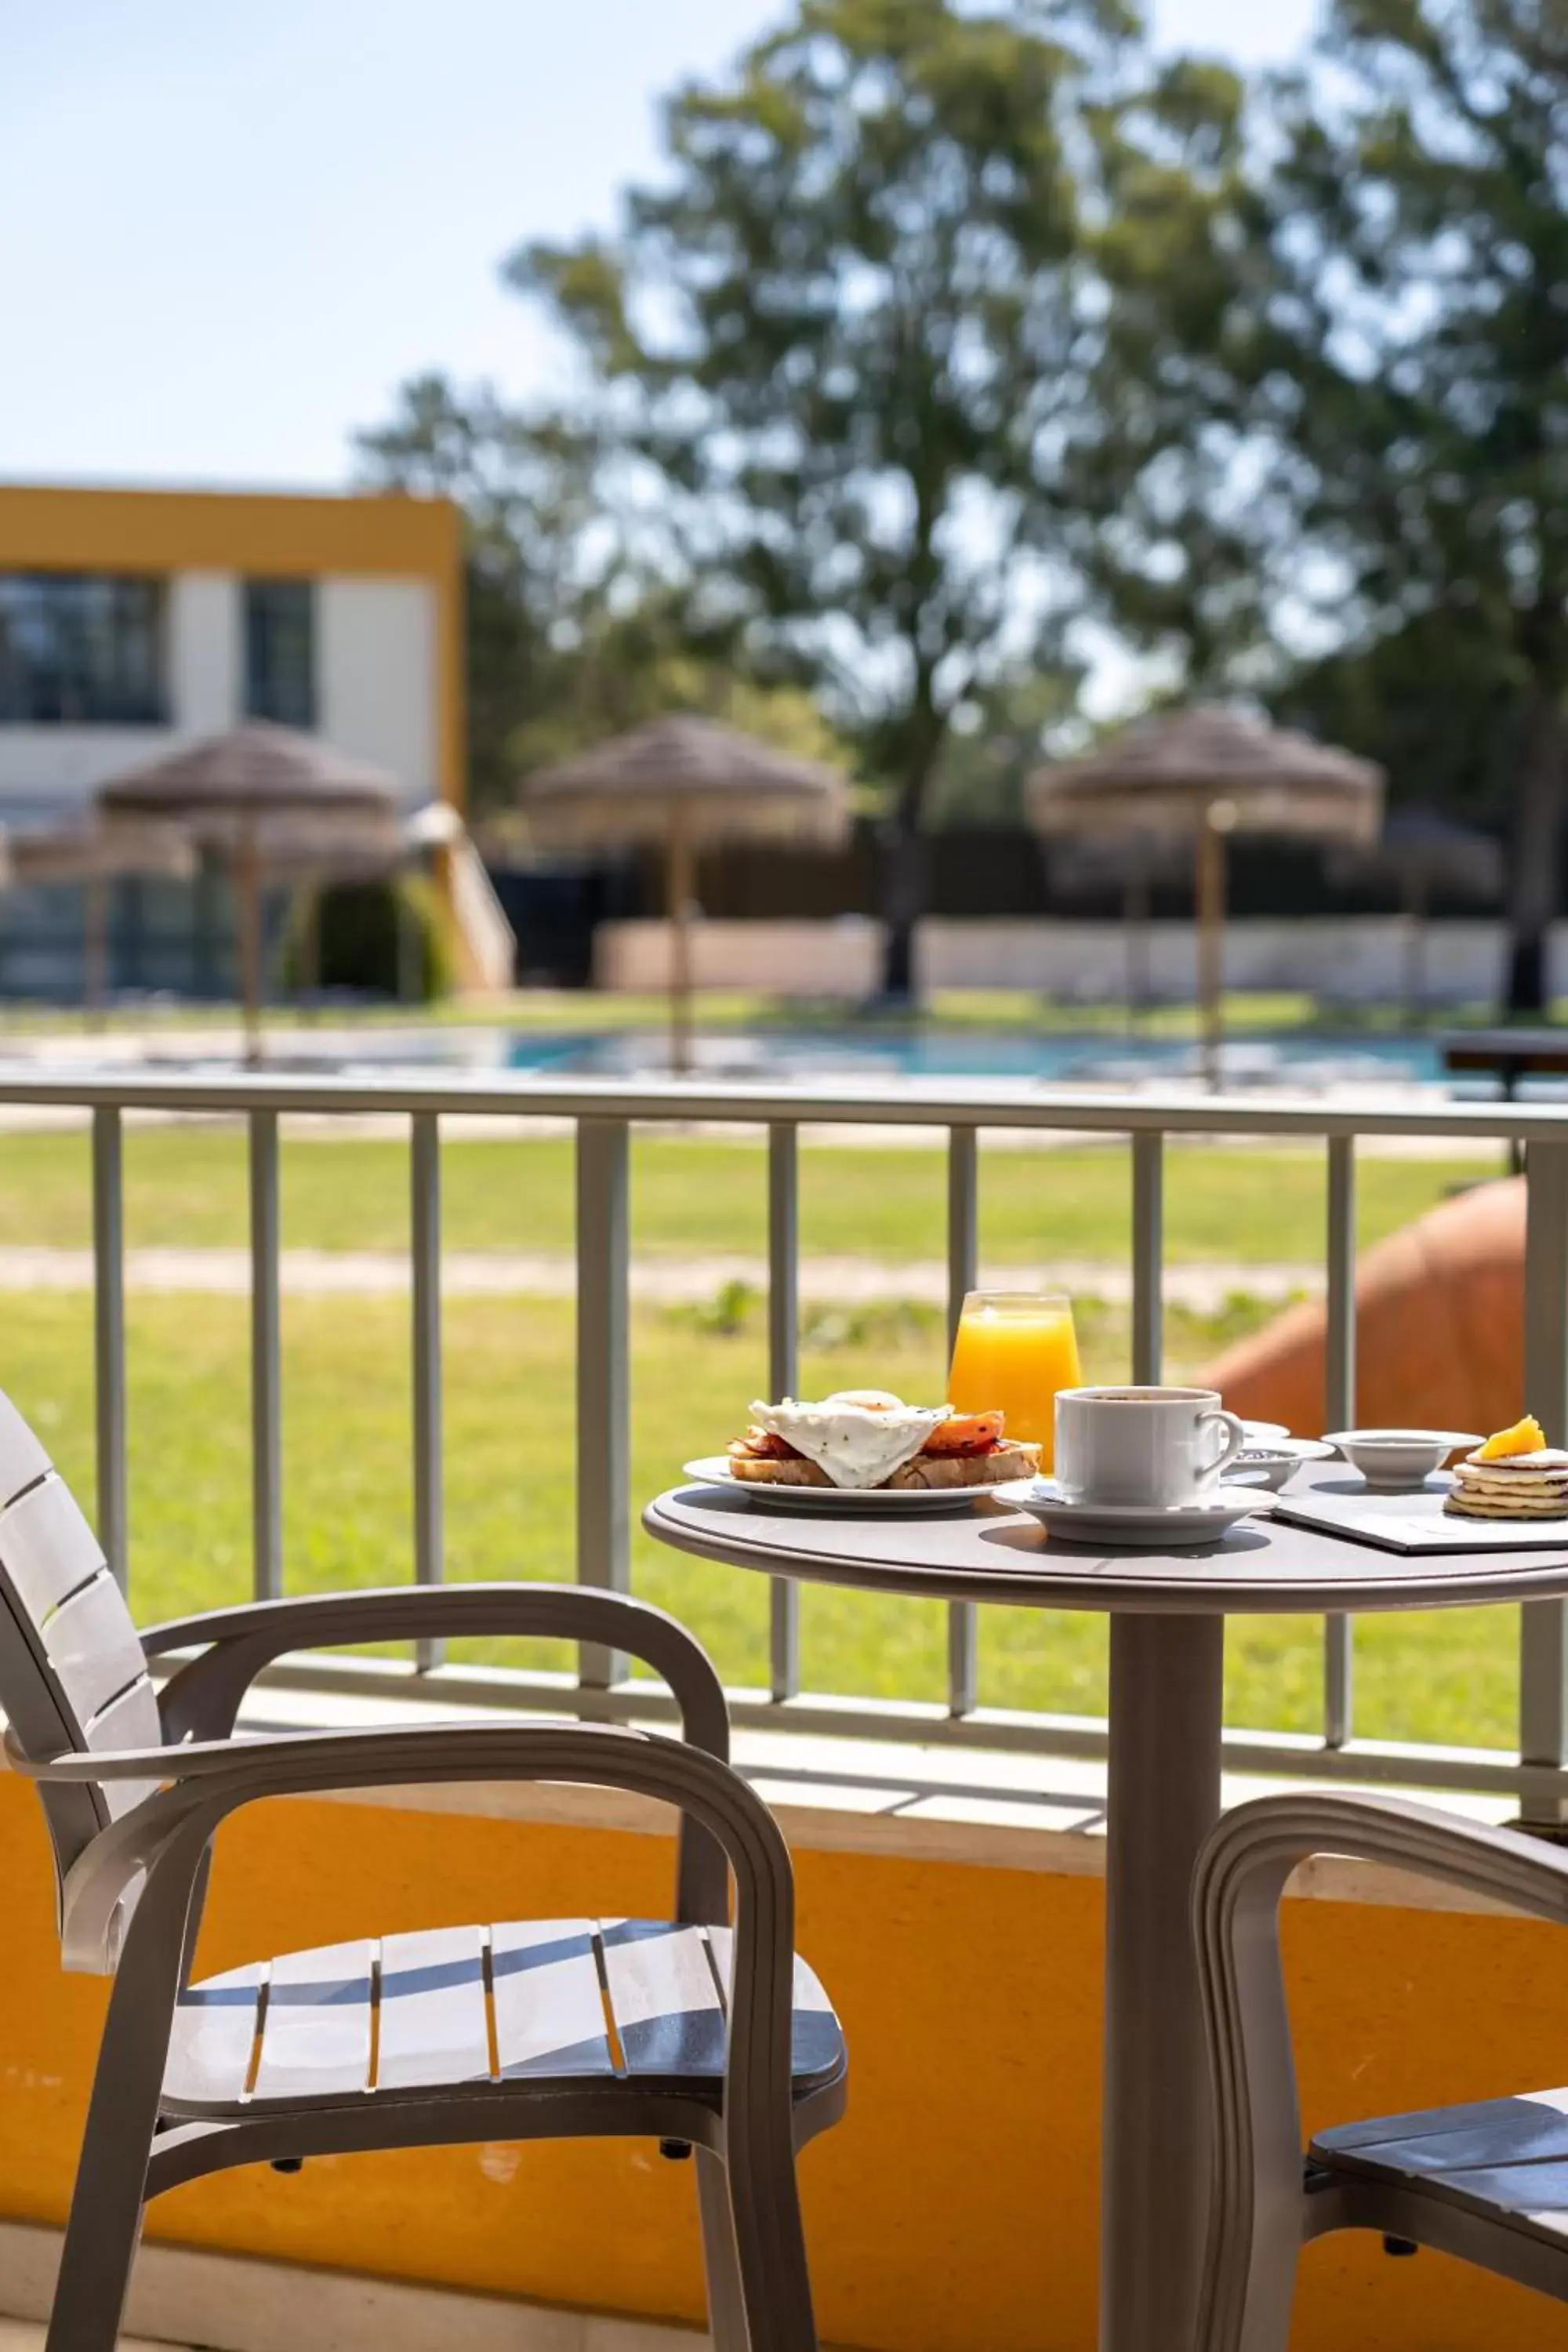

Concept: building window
[[244, 579, 316, 728], [0, 574, 168, 725]]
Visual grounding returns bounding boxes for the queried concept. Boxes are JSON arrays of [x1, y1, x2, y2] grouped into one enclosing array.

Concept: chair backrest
[[0, 1390, 160, 1896]]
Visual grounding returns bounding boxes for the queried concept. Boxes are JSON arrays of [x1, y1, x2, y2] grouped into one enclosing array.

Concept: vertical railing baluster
[[249, 1108, 282, 1604], [946, 1125, 979, 1716], [577, 1117, 630, 1691], [1131, 1129, 1163, 1384], [91, 1105, 128, 1593], [768, 1121, 800, 1702], [1521, 1138, 1568, 1828], [1323, 1135, 1356, 1749], [410, 1111, 444, 1671]]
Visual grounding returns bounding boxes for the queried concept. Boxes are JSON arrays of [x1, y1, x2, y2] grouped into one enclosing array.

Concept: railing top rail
[[2, 1064, 1568, 1141]]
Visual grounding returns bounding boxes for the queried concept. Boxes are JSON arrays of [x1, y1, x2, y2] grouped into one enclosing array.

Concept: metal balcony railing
[[13, 1065, 1568, 1828]]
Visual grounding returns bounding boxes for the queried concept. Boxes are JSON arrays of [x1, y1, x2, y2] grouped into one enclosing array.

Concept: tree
[[357, 374, 841, 818], [1254, 0, 1568, 1011], [356, 374, 613, 813], [1271, 605, 1519, 829], [513, 0, 1160, 998], [1056, 53, 1278, 695], [925, 666, 1083, 828]]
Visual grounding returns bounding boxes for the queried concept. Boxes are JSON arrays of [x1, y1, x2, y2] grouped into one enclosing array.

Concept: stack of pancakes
[[1446, 1448, 1568, 1520]]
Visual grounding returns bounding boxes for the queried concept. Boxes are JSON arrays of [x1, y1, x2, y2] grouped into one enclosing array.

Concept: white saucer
[[681, 1457, 985, 1515], [990, 1479, 1273, 1548]]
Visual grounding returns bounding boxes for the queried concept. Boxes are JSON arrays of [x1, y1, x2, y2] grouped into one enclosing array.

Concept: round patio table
[[643, 1476, 1568, 2352]]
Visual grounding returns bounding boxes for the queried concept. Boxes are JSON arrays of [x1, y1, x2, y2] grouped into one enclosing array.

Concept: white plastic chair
[[1194, 1789, 1568, 2347], [0, 1391, 845, 2352]]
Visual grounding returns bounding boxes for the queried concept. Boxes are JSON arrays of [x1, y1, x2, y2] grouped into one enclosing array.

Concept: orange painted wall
[[0, 1774, 1564, 2351]]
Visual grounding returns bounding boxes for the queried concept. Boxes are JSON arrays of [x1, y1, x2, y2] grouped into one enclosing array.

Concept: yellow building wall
[[0, 1773, 1563, 2352], [0, 485, 466, 815]]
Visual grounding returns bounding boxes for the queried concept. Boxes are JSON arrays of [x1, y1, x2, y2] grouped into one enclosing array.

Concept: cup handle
[[1198, 1409, 1246, 1485]]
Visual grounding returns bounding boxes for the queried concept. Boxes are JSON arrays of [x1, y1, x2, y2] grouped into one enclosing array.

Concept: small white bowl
[[1323, 1428, 1483, 1490], [1232, 1438, 1336, 1491], [1243, 1420, 1290, 1446]]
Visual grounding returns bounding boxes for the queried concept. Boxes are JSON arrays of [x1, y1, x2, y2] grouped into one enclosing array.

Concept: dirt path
[[0, 1246, 1321, 1310]]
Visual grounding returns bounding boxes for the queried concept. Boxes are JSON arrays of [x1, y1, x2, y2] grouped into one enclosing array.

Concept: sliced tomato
[[922, 1410, 1005, 1457]]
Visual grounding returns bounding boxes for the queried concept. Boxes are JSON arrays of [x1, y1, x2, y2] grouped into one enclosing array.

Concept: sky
[[2, 0, 1320, 492]]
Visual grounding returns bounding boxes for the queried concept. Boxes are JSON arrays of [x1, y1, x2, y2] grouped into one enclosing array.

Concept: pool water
[[499, 1025, 1451, 1091]]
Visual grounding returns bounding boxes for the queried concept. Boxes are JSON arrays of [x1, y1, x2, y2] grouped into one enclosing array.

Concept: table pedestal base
[[1100, 1611, 1225, 2352]]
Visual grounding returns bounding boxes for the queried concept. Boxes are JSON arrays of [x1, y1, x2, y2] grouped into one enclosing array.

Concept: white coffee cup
[[1054, 1385, 1246, 1508]]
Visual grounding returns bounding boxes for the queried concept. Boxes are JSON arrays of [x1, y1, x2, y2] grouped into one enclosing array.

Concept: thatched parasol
[[1029, 706, 1382, 1083], [520, 713, 850, 1069], [98, 723, 402, 1059], [1327, 806, 1503, 1020], [8, 815, 195, 1019]]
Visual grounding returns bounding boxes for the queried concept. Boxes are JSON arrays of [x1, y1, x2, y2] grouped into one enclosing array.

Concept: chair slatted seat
[[0, 1387, 843, 2352], [1313, 2092, 1568, 2249], [165, 1920, 841, 2113]]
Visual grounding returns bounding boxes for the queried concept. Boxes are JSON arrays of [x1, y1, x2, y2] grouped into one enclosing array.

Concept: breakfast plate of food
[[684, 1389, 1040, 1514]]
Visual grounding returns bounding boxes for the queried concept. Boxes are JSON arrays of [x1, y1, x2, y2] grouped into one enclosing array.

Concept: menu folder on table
[[1272, 1483, 1568, 1555]]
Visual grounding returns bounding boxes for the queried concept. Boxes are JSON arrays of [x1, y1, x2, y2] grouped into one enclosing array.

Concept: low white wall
[[597, 918, 882, 996], [595, 916, 1532, 1004], [919, 916, 1510, 1001]]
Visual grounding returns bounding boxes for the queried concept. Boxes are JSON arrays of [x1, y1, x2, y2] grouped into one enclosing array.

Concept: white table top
[[643, 1472, 1568, 1616]]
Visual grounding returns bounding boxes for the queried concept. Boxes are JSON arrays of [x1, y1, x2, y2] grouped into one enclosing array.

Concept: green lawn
[[0, 1124, 1497, 1265], [0, 988, 1341, 1036], [0, 985, 1534, 1035], [1, 1287, 1515, 1757]]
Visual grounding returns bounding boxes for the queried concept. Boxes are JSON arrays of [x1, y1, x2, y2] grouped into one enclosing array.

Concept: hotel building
[[0, 484, 466, 995]]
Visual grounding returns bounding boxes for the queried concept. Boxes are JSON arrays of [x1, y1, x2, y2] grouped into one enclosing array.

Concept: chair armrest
[[146, 1584, 729, 1921], [39, 1723, 802, 2151], [1196, 1791, 1568, 1936], [145, 1584, 728, 1762]]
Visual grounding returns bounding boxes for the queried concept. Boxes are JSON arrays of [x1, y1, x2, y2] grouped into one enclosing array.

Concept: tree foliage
[[1253, 0, 1568, 1004], [514, 0, 1171, 991], [356, 372, 841, 819]]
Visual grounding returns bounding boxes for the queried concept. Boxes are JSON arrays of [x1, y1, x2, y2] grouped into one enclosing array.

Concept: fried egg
[[749, 1396, 952, 1489]]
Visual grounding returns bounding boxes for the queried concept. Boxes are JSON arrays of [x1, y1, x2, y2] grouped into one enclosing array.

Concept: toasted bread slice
[[728, 1440, 1039, 1490]]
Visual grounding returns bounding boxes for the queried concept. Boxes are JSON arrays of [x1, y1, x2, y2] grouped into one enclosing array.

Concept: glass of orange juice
[[948, 1292, 1082, 1474]]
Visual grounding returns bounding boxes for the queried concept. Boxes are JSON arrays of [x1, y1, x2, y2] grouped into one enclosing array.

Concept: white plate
[[681, 1457, 990, 1515], [990, 1478, 1272, 1549]]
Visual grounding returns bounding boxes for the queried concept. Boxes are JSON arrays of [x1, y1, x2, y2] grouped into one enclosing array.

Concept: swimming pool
[[495, 1025, 1452, 1090]]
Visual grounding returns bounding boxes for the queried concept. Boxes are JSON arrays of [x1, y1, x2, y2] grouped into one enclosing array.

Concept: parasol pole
[[83, 869, 108, 1031], [1196, 799, 1232, 1091], [1402, 870, 1427, 1025], [296, 881, 321, 1012], [666, 795, 695, 1075], [1124, 848, 1151, 1023], [235, 815, 264, 1067]]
